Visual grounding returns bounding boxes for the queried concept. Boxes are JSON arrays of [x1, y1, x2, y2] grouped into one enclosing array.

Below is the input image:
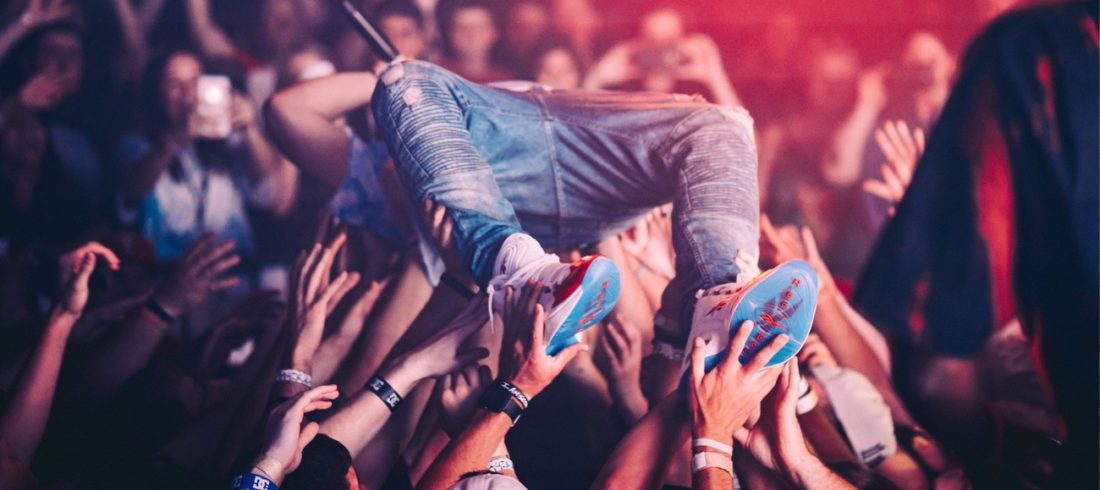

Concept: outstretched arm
[[183, 0, 236, 60], [71, 234, 239, 401], [418, 283, 587, 490], [593, 392, 690, 489], [265, 72, 378, 192], [0, 0, 74, 63], [820, 69, 886, 187], [322, 296, 488, 458], [0, 243, 118, 463], [109, 0, 147, 83]]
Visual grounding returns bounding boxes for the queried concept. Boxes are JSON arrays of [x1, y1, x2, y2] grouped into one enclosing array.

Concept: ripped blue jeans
[[372, 60, 759, 339]]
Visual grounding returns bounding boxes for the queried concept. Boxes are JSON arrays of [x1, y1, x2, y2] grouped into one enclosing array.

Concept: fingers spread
[[204, 254, 241, 279], [875, 128, 899, 164], [605, 321, 628, 358], [210, 276, 241, 292], [863, 179, 894, 201]]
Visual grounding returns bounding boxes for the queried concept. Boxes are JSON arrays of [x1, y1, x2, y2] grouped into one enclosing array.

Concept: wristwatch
[[478, 380, 526, 426]]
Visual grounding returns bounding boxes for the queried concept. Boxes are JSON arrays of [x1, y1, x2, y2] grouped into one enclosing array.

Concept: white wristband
[[692, 438, 734, 455], [691, 451, 733, 476]]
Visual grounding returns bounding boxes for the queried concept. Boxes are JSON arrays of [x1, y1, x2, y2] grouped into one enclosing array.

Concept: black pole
[[337, 0, 400, 63]]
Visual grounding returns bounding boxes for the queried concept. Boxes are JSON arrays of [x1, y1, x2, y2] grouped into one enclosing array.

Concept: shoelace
[[484, 252, 563, 333]]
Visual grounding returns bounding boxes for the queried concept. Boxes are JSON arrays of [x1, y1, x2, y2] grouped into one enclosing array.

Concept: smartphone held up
[[189, 75, 233, 140]]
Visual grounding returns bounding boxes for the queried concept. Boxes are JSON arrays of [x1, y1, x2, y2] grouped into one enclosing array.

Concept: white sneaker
[[682, 259, 820, 379], [488, 234, 620, 355]]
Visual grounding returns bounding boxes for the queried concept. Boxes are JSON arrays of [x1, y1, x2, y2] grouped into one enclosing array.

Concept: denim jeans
[[372, 60, 759, 337]]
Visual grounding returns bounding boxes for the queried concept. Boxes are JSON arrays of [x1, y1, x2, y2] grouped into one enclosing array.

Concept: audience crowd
[[0, 0, 1074, 488]]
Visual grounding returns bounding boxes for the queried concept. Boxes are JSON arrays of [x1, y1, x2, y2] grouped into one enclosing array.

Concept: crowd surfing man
[[266, 57, 819, 396]]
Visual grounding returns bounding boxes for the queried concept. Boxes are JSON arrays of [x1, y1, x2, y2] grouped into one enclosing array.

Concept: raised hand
[[229, 92, 257, 130], [437, 363, 493, 438], [18, 0, 75, 29], [583, 42, 642, 89], [420, 199, 473, 285], [621, 206, 676, 280], [687, 320, 788, 446], [676, 34, 724, 83], [796, 333, 839, 369], [733, 361, 814, 477], [152, 233, 240, 318], [18, 72, 72, 111], [760, 214, 836, 300], [252, 384, 340, 484], [596, 314, 648, 422], [288, 233, 360, 372], [498, 281, 588, 398], [863, 120, 925, 214], [57, 242, 120, 315]]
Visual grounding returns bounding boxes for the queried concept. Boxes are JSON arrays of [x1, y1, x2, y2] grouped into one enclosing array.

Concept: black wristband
[[144, 297, 177, 325], [366, 375, 403, 411], [440, 272, 478, 300], [497, 380, 529, 409], [478, 380, 526, 426]]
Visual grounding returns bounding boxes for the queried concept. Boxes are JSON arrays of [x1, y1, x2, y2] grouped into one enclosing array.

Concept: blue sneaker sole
[[689, 260, 820, 381], [545, 256, 621, 356], [729, 259, 819, 367]]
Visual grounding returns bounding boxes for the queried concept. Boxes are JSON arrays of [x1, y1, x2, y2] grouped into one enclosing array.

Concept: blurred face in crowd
[[763, 11, 800, 61], [535, 48, 581, 89], [552, 0, 599, 41], [505, 1, 550, 54], [381, 14, 427, 59], [449, 7, 498, 62], [902, 32, 954, 93], [33, 30, 83, 100], [161, 53, 202, 129], [0, 103, 46, 174], [807, 46, 859, 115], [639, 8, 685, 45], [262, 0, 306, 56]]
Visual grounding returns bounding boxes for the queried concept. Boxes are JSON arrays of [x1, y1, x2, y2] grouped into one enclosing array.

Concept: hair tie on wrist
[[366, 375, 403, 411], [275, 369, 312, 388]]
